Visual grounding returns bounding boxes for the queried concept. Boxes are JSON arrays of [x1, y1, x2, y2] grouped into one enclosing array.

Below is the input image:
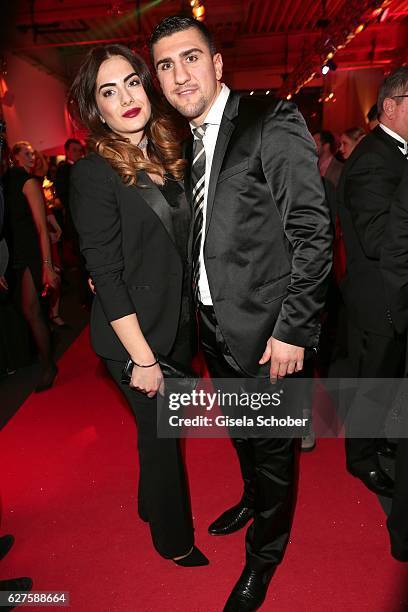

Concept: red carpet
[[1, 329, 407, 611]]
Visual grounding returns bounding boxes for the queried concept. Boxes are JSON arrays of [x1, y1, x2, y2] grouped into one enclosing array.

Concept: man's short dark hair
[[377, 66, 408, 116], [367, 104, 378, 122], [149, 15, 216, 61], [64, 138, 82, 151], [313, 130, 335, 148]]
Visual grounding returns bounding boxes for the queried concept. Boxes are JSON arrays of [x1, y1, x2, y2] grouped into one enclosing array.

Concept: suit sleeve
[[70, 156, 135, 323], [55, 163, 70, 207], [261, 100, 332, 347], [380, 164, 408, 333], [344, 151, 397, 260]]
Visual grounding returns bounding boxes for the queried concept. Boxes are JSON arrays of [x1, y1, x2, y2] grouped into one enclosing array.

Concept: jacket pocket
[[255, 273, 291, 303], [129, 284, 151, 291], [218, 160, 249, 183]]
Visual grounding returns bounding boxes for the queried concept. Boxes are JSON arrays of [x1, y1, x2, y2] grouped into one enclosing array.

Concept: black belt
[[198, 303, 214, 312]]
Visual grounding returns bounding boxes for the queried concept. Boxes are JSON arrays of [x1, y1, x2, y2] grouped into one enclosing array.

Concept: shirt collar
[[380, 123, 408, 155], [189, 84, 230, 133]]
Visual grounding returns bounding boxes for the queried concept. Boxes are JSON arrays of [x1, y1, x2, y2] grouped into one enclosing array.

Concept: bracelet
[[132, 353, 158, 368], [43, 259, 52, 266]]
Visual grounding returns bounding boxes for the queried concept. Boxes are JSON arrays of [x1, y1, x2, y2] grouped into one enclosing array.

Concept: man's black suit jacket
[[380, 164, 408, 333], [184, 93, 332, 376], [338, 125, 407, 337], [70, 153, 187, 361]]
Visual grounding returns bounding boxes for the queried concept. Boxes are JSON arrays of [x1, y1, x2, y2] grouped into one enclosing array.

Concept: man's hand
[[259, 337, 304, 382]]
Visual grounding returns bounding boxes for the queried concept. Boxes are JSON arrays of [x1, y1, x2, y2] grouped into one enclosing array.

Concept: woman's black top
[[158, 177, 190, 287], [158, 177, 192, 351], [3, 167, 42, 289]]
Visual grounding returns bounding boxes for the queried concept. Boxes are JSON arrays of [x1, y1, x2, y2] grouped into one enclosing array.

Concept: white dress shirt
[[380, 123, 408, 157], [189, 84, 231, 305]]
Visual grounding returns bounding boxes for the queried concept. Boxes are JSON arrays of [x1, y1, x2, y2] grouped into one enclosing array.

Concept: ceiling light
[[322, 59, 337, 74]]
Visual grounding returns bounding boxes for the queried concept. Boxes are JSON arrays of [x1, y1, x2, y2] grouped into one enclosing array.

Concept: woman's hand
[[130, 362, 164, 398], [0, 275, 8, 292], [88, 277, 96, 294], [42, 263, 60, 291], [47, 214, 62, 243]]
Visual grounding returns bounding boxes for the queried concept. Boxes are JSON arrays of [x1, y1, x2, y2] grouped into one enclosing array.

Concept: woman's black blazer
[[70, 152, 186, 361]]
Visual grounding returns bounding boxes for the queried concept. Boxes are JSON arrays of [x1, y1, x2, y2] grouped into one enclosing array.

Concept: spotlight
[[321, 59, 337, 75], [191, 0, 205, 20], [192, 5, 205, 20]]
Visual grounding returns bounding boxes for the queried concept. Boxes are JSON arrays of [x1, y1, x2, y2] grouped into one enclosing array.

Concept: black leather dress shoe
[[0, 535, 14, 561], [0, 577, 33, 612], [377, 441, 397, 459], [351, 467, 394, 498], [208, 502, 254, 536], [223, 564, 275, 611]]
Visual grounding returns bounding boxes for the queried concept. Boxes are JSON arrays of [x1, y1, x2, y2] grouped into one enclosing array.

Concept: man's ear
[[382, 98, 395, 119], [213, 53, 223, 81]]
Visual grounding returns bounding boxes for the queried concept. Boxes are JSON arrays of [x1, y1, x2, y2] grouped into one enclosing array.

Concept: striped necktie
[[191, 124, 208, 303]]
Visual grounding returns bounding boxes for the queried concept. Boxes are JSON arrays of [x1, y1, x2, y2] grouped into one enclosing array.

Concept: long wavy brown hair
[[68, 44, 185, 185]]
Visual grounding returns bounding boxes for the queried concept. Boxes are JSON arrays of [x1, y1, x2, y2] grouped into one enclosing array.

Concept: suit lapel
[[137, 172, 176, 244], [205, 91, 240, 238], [374, 125, 407, 163]]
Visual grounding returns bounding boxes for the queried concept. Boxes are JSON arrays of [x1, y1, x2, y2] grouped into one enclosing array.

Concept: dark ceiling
[[8, 1, 408, 89]]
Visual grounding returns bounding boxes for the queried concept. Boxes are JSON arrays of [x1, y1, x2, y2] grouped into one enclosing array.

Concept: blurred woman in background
[[3, 141, 59, 391], [32, 149, 66, 328]]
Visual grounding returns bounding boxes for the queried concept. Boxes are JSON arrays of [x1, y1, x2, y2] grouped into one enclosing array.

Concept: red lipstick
[[123, 108, 141, 118]]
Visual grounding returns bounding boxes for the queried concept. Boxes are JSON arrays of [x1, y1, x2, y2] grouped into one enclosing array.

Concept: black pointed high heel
[[173, 546, 209, 567], [35, 365, 58, 393]]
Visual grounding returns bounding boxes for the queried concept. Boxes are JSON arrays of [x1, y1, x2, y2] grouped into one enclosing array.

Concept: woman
[[32, 150, 66, 328], [339, 126, 366, 160], [3, 142, 59, 391], [69, 45, 207, 566]]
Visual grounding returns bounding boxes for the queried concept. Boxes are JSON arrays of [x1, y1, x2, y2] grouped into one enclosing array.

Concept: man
[[150, 17, 331, 611], [55, 138, 84, 214], [55, 138, 90, 305], [55, 138, 84, 226], [55, 138, 84, 241], [381, 160, 408, 562], [313, 130, 343, 188], [338, 67, 408, 498]]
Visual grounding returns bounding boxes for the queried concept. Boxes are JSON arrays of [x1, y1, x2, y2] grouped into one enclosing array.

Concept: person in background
[[32, 150, 65, 328], [3, 141, 59, 392], [337, 67, 408, 499], [313, 130, 343, 187], [55, 139, 90, 307], [55, 139, 84, 214], [367, 103, 379, 130], [380, 163, 408, 563], [339, 127, 366, 160]]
